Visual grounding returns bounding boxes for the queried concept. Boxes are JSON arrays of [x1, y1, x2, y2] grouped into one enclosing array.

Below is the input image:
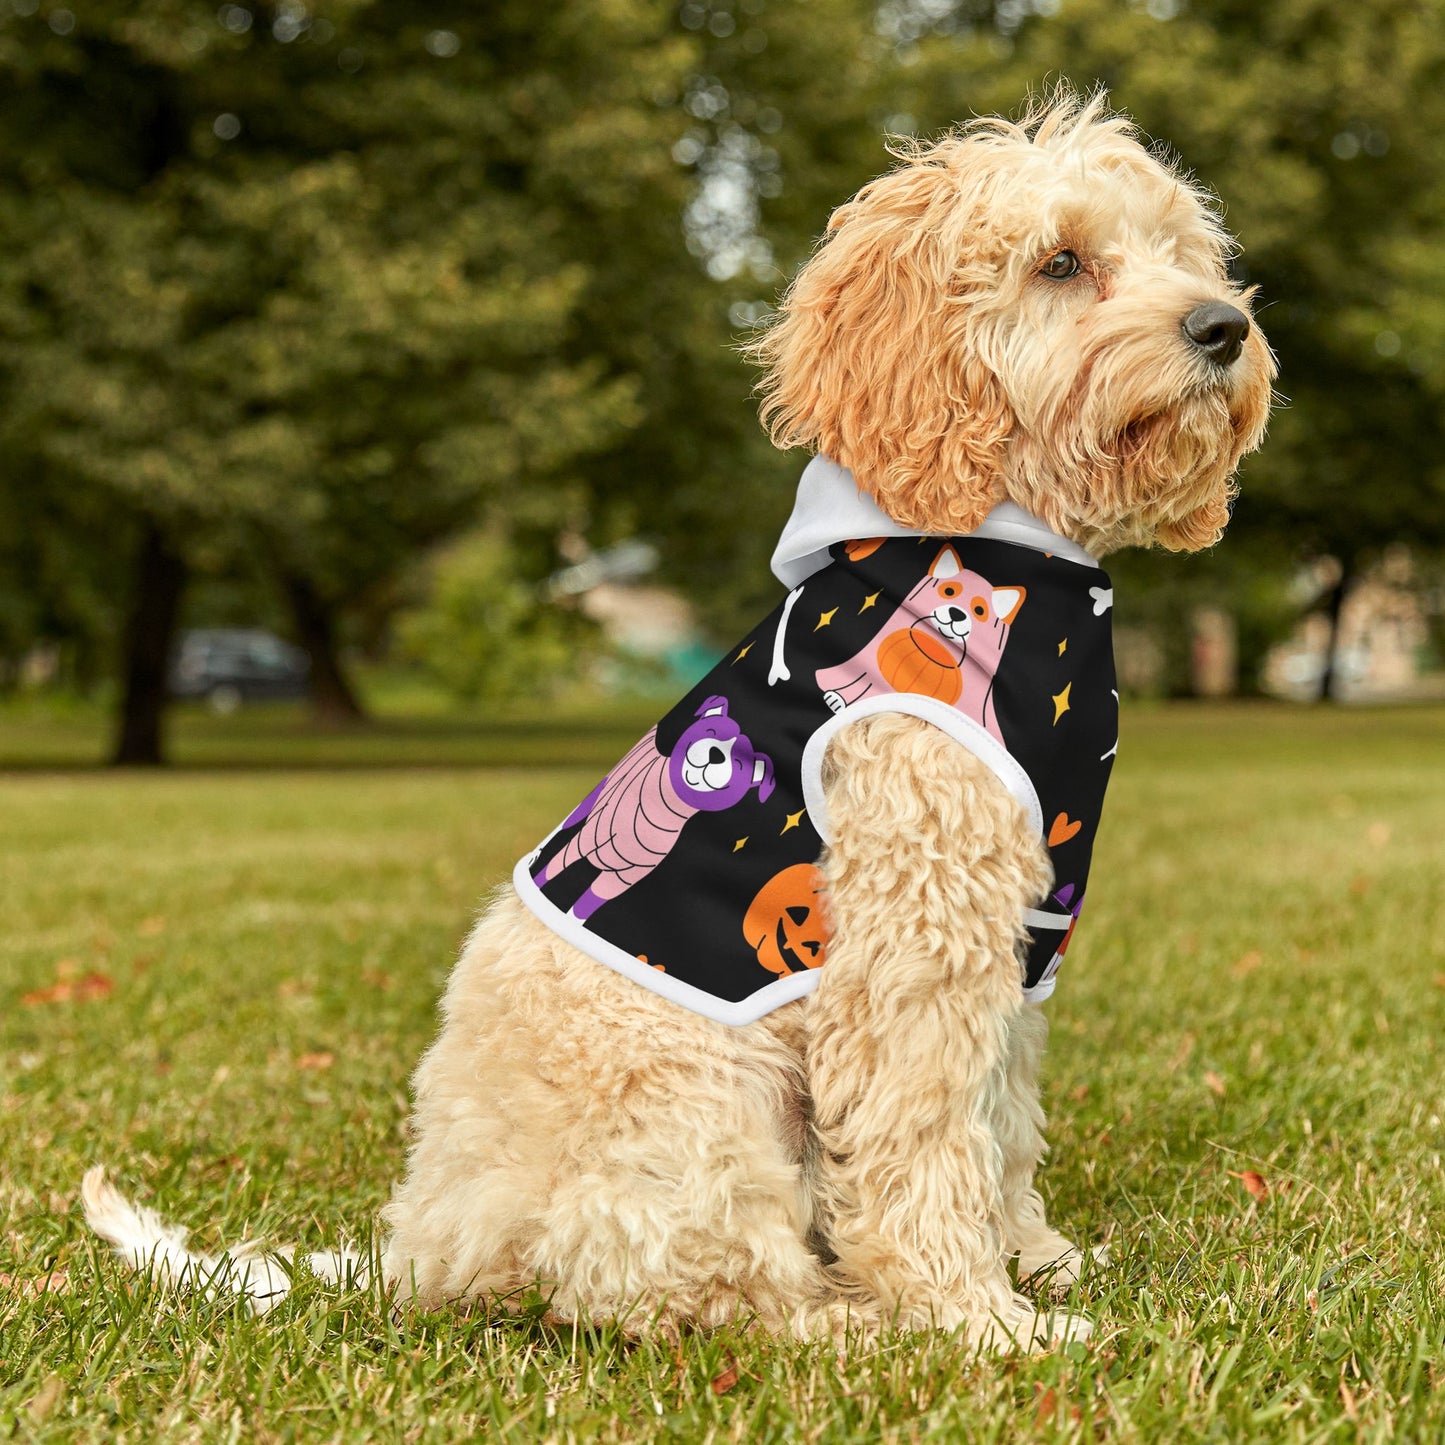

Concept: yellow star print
[[733, 837, 748, 852], [733, 642, 753, 663], [1058, 638, 1068, 657], [780, 809, 805, 834], [1051, 682, 1072, 724], [814, 608, 837, 630], [859, 592, 880, 613]]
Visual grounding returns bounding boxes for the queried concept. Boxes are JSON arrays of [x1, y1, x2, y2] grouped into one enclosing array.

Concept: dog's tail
[[81, 1165, 368, 1315]]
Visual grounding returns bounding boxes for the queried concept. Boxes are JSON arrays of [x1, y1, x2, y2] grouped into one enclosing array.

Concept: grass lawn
[[2, 701, 1443, 1442]]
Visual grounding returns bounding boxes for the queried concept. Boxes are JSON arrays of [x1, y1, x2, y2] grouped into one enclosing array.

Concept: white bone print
[[768, 586, 804, 686], [1101, 690, 1119, 761]]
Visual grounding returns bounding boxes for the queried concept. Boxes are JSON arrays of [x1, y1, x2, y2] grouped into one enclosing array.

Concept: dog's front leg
[[994, 1003, 1100, 1289], [806, 713, 1088, 1350]]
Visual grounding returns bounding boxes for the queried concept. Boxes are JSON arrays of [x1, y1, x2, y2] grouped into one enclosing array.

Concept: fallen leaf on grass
[[1034, 1386, 1058, 1424], [1167, 1033, 1196, 1073], [361, 969, 394, 992], [711, 1357, 740, 1395], [1204, 1070, 1227, 1098], [0, 1268, 70, 1299], [1070, 1084, 1090, 1103], [295, 1051, 334, 1071], [1364, 822, 1391, 849], [27, 1375, 64, 1423], [1433, 974, 1445, 991], [21, 972, 114, 1006], [1339, 1379, 1359, 1420], [1228, 1169, 1269, 1201], [138, 915, 167, 937], [1232, 950, 1263, 977]]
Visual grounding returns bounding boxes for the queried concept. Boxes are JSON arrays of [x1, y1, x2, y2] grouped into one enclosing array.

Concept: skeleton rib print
[[551, 729, 690, 886]]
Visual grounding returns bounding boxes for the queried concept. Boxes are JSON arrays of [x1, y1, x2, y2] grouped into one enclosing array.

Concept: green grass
[[2, 702, 1444, 1442], [0, 687, 664, 771]]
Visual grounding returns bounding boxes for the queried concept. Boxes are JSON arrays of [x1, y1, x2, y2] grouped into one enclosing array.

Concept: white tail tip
[[81, 1166, 368, 1315]]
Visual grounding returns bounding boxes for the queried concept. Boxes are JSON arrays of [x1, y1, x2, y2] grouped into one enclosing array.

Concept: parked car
[[170, 629, 310, 712]]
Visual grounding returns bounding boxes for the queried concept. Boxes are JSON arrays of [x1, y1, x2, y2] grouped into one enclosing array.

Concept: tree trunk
[[1317, 557, 1355, 703], [112, 524, 187, 766], [281, 571, 366, 725]]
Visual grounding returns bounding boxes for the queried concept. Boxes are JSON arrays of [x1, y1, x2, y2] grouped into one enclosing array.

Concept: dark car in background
[[169, 629, 310, 713]]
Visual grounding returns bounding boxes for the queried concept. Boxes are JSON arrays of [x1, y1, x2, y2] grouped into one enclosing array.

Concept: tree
[[0, 1, 695, 759]]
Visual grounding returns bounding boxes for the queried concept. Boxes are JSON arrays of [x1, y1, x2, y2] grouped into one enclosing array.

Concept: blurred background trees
[[1, 0, 1441, 761]]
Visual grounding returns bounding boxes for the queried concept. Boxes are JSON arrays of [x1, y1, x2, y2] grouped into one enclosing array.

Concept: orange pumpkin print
[[743, 863, 830, 976], [876, 625, 963, 703]]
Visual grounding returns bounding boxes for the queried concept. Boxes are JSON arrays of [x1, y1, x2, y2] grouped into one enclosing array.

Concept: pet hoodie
[[514, 456, 1119, 1026]]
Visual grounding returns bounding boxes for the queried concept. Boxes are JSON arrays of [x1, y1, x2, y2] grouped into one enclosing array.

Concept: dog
[[85, 89, 1273, 1351]]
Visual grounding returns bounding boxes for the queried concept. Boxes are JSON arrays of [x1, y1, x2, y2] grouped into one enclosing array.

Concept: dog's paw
[[1031, 1308, 1093, 1349], [1017, 1240, 1109, 1293], [972, 1295, 1093, 1354], [822, 690, 845, 714]]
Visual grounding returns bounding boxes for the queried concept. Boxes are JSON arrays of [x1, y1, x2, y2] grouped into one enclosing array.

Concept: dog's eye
[[937, 582, 961, 599], [971, 597, 989, 619], [1040, 250, 1081, 280]]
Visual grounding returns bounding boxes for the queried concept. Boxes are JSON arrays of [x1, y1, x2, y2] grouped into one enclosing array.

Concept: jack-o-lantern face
[[743, 863, 830, 976]]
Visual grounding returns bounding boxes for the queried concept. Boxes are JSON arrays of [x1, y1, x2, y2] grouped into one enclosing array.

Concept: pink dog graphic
[[815, 544, 1025, 741], [534, 696, 775, 922]]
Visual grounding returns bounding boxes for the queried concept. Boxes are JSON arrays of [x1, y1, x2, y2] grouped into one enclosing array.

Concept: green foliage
[[3, 703, 1445, 1438], [0, 0, 891, 689], [1109, 539, 1303, 695], [395, 533, 597, 705], [0, 1, 677, 613], [4, 0, 1444, 705]]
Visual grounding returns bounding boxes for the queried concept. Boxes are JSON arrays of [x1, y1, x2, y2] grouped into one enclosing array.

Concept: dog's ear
[[696, 695, 730, 718], [748, 140, 1012, 535], [751, 752, 776, 803], [929, 545, 963, 580], [991, 586, 1025, 624]]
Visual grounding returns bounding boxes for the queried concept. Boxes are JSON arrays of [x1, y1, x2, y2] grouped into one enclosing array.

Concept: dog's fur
[[85, 91, 1274, 1350]]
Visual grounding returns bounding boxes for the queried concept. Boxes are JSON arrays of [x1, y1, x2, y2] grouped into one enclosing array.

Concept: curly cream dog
[[85, 91, 1273, 1350]]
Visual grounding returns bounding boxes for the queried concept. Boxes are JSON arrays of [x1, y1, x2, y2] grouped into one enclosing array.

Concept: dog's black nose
[[707, 745, 725, 766], [1182, 302, 1250, 367], [946, 607, 967, 623]]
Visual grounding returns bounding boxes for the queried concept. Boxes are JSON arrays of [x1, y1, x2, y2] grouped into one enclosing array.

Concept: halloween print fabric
[[513, 532, 1118, 1027]]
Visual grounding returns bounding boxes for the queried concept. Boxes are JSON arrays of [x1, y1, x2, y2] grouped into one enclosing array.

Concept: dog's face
[[671, 696, 776, 811], [752, 93, 1275, 555], [911, 544, 1025, 647]]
